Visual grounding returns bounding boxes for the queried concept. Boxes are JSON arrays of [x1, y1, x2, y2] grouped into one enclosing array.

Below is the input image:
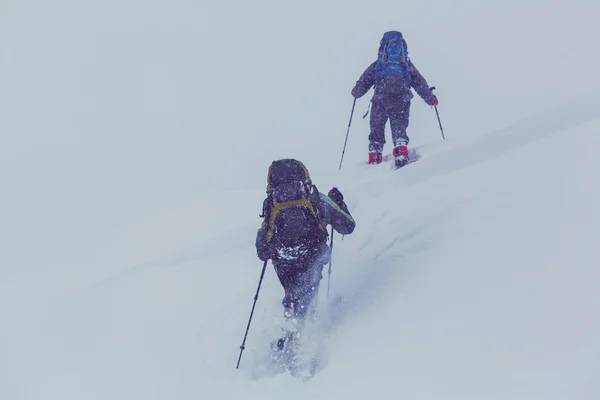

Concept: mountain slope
[[5, 105, 599, 400]]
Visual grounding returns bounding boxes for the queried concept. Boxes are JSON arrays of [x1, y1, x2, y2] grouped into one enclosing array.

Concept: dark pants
[[273, 260, 325, 320], [368, 98, 411, 153]]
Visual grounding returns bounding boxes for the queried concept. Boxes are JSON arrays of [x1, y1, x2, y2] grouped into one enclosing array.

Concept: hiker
[[255, 159, 355, 325], [351, 30, 438, 168]]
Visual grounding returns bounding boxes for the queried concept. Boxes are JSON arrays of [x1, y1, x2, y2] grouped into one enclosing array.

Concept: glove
[[429, 95, 439, 107], [257, 243, 275, 262], [351, 87, 358, 98], [328, 187, 344, 206]]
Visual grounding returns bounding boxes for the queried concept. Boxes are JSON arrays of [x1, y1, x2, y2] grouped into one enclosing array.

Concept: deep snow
[[2, 0, 600, 399], [4, 106, 600, 400]]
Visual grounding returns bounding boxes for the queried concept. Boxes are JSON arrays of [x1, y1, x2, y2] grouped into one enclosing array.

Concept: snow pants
[[273, 260, 325, 320], [368, 98, 411, 153]]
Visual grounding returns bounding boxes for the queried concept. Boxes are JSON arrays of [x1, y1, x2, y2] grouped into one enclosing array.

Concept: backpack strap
[[266, 198, 326, 243], [263, 183, 328, 244]]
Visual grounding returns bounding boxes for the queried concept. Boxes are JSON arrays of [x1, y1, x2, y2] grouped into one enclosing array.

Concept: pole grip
[[429, 87, 445, 140]]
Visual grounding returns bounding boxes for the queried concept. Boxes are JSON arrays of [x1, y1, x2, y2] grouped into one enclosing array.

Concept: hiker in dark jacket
[[255, 159, 355, 325], [352, 30, 438, 167]]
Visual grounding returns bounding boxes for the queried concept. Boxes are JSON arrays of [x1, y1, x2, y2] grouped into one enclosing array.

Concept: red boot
[[368, 151, 383, 164], [392, 145, 408, 158], [392, 145, 409, 168]]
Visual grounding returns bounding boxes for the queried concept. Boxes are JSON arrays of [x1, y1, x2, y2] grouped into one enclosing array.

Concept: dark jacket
[[353, 59, 436, 104], [255, 191, 355, 263]]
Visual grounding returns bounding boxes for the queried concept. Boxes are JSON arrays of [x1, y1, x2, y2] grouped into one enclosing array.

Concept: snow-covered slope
[[4, 103, 600, 400], [3, 1, 600, 399]]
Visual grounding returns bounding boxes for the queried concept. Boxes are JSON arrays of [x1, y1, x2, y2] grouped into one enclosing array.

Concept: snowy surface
[[2, 1, 600, 399]]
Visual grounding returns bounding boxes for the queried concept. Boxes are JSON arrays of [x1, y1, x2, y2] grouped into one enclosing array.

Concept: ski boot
[[368, 151, 383, 164], [272, 306, 300, 352], [392, 144, 409, 168]]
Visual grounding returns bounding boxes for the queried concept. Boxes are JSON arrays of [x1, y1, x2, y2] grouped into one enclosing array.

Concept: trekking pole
[[430, 86, 445, 140], [236, 259, 268, 369], [327, 226, 334, 298], [338, 98, 357, 170]]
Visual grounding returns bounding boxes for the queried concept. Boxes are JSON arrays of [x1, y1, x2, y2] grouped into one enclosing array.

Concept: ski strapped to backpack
[[374, 30, 411, 83], [261, 159, 327, 246]]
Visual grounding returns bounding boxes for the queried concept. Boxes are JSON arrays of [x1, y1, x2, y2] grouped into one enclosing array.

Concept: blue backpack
[[375, 31, 411, 83]]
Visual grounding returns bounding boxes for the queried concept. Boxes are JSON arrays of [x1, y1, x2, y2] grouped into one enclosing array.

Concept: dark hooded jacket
[[353, 59, 436, 105]]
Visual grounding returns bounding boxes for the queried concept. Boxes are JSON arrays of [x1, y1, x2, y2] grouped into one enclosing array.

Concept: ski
[[392, 156, 417, 170]]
